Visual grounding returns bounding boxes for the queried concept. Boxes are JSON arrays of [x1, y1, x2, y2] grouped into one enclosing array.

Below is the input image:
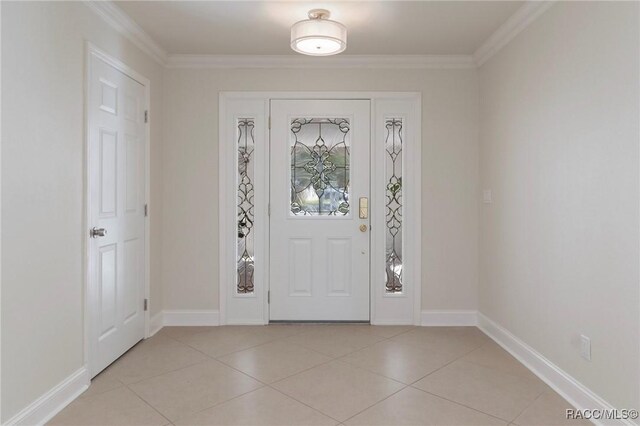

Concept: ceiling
[[115, 1, 524, 56]]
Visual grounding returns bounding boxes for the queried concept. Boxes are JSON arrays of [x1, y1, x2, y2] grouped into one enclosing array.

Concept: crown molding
[[473, 1, 556, 67], [83, 0, 553, 70], [165, 54, 476, 69], [83, 0, 168, 65]]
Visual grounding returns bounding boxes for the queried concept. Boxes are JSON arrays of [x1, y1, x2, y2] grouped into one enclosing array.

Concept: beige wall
[[1, 1, 163, 421], [161, 68, 480, 313], [479, 1, 639, 410]]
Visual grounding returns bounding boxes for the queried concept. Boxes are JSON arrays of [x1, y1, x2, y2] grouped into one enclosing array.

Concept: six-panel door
[[89, 55, 146, 377]]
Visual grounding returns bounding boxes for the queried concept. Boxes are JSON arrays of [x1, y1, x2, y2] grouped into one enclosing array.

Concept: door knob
[[90, 227, 107, 238], [359, 224, 368, 232]]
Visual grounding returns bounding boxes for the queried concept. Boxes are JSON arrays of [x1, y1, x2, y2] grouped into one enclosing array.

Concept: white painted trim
[[4, 367, 89, 426], [473, 1, 556, 66], [81, 0, 554, 70], [221, 92, 423, 100], [163, 310, 220, 326], [149, 312, 163, 337], [421, 310, 478, 326], [166, 54, 475, 69], [220, 92, 421, 326], [84, 43, 151, 379], [478, 313, 636, 426], [219, 97, 269, 325], [371, 97, 422, 326], [0, 0, 3, 420], [83, 1, 168, 65], [218, 95, 228, 326]]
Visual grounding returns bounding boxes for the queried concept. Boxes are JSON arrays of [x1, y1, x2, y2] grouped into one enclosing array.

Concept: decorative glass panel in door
[[290, 118, 350, 216], [237, 118, 255, 294], [385, 118, 403, 293]]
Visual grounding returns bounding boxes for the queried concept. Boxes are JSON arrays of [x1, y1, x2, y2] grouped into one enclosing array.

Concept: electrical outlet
[[580, 335, 591, 361], [483, 189, 493, 204]]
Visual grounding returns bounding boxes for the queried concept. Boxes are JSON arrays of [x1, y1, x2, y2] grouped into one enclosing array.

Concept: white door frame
[[219, 91, 422, 325], [84, 43, 152, 376]]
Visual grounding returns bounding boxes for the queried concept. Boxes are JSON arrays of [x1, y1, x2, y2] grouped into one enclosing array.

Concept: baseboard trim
[[371, 319, 415, 326], [4, 367, 89, 426], [149, 312, 164, 337], [477, 313, 635, 426], [162, 309, 220, 326], [226, 319, 267, 325], [420, 310, 478, 326]]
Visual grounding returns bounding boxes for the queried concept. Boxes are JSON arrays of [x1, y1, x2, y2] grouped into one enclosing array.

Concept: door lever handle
[[90, 227, 107, 238]]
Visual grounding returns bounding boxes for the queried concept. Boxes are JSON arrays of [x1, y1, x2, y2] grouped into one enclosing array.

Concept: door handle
[[90, 227, 107, 238]]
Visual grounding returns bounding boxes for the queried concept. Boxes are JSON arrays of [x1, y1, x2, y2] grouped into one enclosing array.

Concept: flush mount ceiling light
[[291, 9, 347, 56]]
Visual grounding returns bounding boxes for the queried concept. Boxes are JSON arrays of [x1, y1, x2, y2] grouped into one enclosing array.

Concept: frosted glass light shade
[[291, 18, 347, 56]]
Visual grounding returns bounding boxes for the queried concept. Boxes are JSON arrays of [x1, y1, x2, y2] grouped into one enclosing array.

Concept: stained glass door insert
[[290, 118, 351, 216]]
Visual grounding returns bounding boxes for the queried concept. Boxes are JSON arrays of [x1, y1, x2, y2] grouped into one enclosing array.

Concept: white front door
[[269, 100, 370, 321], [88, 54, 146, 377]]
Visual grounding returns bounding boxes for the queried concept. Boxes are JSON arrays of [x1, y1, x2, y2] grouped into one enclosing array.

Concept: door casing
[[84, 43, 151, 376], [219, 92, 422, 325]]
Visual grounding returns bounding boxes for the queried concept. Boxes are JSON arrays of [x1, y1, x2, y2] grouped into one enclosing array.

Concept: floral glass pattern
[[290, 118, 351, 215], [237, 118, 255, 294], [385, 119, 403, 293]]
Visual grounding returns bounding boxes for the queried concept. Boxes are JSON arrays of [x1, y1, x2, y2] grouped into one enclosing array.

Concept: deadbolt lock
[[359, 224, 368, 232], [359, 197, 368, 219]]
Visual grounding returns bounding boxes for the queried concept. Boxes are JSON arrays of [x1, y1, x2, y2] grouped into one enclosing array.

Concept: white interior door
[[269, 100, 370, 321], [88, 54, 146, 377]]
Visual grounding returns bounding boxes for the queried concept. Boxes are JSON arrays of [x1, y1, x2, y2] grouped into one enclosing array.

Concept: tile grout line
[[265, 384, 345, 424], [402, 338, 542, 423], [338, 383, 410, 424], [412, 387, 513, 423], [293, 325, 418, 359], [217, 348, 338, 385], [147, 330, 347, 423], [335, 332, 499, 424], [120, 338, 272, 423], [404, 337, 490, 385], [264, 346, 425, 424], [217, 326, 417, 423], [506, 387, 547, 424], [166, 384, 270, 424], [120, 384, 173, 425], [119, 357, 212, 386], [262, 327, 419, 385]]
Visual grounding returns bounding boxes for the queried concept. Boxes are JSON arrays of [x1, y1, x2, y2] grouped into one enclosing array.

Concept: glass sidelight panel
[[237, 118, 255, 294], [385, 119, 403, 293], [290, 118, 350, 216]]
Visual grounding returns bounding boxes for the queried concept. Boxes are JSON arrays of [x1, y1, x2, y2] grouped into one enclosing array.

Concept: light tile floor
[[50, 325, 589, 426]]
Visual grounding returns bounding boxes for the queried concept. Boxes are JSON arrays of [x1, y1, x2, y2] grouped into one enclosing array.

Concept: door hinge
[[268, 203, 271, 216], [144, 204, 148, 217], [144, 299, 148, 311], [268, 116, 271, 130], [267, 291, 270, 304], [144, 110, 148, 123]]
